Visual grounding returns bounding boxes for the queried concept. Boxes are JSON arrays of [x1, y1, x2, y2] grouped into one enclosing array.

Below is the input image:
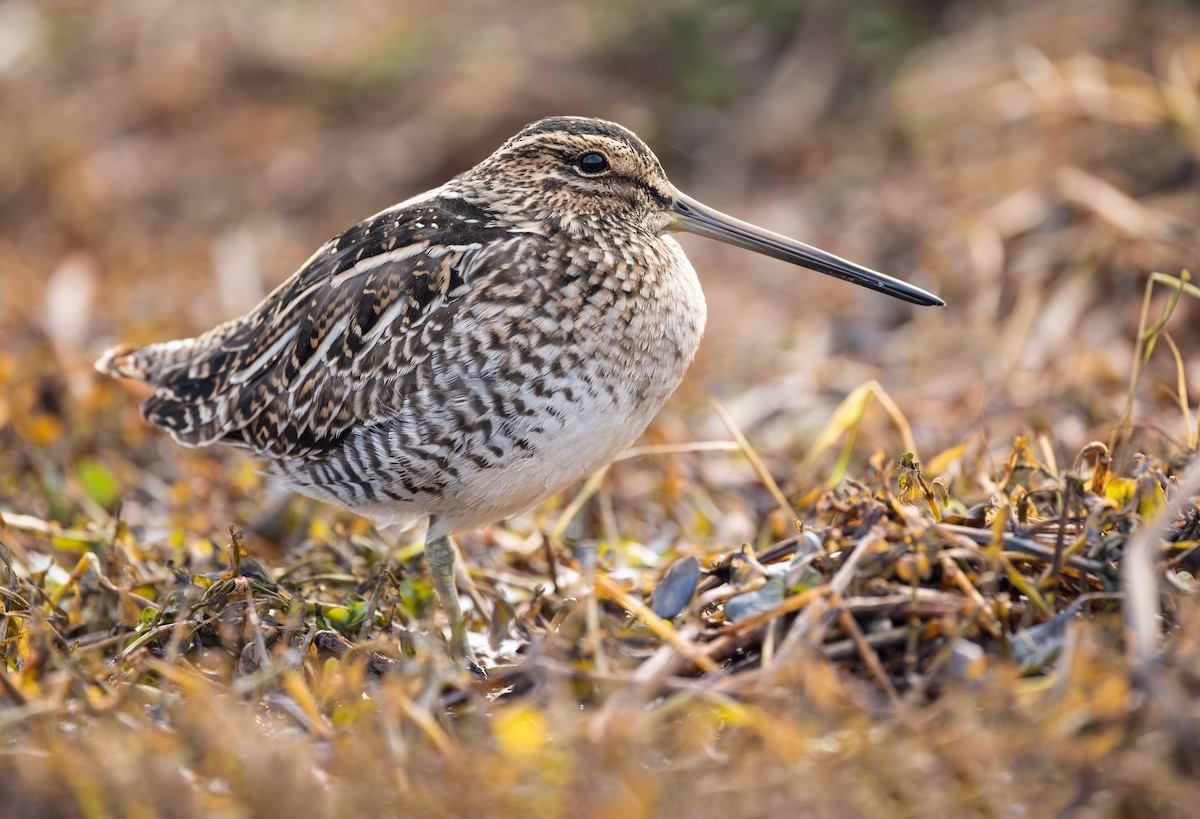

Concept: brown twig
[[838, 607, 901, 704], [758, 529, 882, 689], [593, 572, 719, 674]]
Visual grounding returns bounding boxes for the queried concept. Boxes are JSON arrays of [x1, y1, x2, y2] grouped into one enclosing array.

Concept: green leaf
[[78, 458, 120, 508]]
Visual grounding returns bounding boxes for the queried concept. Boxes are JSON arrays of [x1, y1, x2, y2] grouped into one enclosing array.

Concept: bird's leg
[[425, 531, 486, 679]]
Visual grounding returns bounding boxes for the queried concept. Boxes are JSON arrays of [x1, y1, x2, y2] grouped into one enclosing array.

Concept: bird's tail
[[95, 338, 201, 384]]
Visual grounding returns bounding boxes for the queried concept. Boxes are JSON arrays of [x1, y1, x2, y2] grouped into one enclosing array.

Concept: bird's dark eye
[[575, 152, 610, 175]]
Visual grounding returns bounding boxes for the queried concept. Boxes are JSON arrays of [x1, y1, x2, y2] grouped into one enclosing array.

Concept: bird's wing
[[122, 193, 513, 458]]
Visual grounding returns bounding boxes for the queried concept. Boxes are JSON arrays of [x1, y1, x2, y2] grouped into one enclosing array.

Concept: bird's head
[[459, 116, 943, 307], [458, 115, 678, 237]]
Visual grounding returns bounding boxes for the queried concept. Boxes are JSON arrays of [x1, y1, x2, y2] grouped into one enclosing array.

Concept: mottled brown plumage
[[98, 116, 942, 673]]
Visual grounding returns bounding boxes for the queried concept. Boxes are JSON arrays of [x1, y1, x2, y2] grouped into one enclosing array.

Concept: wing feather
[[126, 194, 507, 457]]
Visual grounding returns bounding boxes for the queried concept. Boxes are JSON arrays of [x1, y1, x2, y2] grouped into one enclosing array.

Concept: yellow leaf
[[28, 414, 63, 447], [493, 704, 548, 763], [927, 438, 972, 476], [1105, 478, 1136, 507], [710, 697, 755, 727], [1136, 475, 1165, 519], [281, 670, 329, 737], [803, 383, 874, 470]]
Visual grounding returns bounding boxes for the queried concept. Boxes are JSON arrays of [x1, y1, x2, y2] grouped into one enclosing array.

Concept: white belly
[[427, 393, 652, 536]]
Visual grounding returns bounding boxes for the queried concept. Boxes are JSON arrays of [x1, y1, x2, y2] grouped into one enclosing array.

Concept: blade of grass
[[548, 465, 609, 547], [1160, 332, 1197, 450], [1114, 270, 1198, 464], [1124, 454, 1200, 672], [800, 380, 919, 486], [614, 441, 741, 460], [710, 399, 797, 524]]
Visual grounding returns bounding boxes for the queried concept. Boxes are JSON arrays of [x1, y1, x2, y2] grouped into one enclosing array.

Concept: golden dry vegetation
[[2, 1, 1200, 816]]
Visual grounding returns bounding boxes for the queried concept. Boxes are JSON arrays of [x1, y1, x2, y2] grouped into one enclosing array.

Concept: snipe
[[98, 116, 942, 675]]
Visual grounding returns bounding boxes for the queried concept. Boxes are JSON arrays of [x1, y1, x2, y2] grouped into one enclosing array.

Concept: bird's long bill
[[670, 191, 944, 307]]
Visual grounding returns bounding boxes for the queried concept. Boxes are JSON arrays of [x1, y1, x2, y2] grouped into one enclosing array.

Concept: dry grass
[[2, 0, 1200, 816]]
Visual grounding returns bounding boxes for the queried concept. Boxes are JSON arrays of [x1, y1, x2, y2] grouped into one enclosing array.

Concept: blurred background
[[1, 0, 1197, 549]]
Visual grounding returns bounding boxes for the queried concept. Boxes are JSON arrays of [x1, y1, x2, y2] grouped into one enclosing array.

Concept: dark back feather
[[136, 194, 509, 457]]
